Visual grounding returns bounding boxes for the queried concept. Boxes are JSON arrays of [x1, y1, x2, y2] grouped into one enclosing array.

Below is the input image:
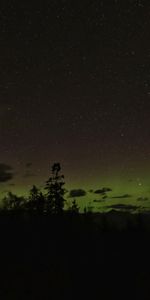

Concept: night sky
[[0, 1, 150, 211]]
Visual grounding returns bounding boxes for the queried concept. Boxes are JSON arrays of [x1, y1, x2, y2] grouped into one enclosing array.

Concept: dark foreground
[[0, 213, 150, 299]]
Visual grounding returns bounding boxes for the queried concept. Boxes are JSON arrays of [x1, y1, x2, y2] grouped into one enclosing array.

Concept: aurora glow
[[0, 1, 150, 212]]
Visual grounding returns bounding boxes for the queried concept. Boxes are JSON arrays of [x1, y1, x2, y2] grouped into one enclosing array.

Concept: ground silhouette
[[0, 163, 150, 299]]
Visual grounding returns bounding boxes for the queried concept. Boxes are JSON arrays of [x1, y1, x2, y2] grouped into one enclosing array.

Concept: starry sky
[[0, 0, 150, 211]]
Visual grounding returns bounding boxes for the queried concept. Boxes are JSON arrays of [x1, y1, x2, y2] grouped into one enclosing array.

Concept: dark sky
[[0, 0, 150, 205]]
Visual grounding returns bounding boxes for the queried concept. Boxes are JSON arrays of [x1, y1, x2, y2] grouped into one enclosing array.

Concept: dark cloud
[[93, 199, 105, 203], [94, 187, 112, 194], [102, 195, 108, 199], [137, 197, 149, 202], [69, 189, 86, 198], [0, 163, 14, 183], [107, 204, 139, 210], [111, 194, 132, 199]]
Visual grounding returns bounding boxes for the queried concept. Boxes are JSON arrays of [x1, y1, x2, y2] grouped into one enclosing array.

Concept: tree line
[[1, 163, 79, 215]]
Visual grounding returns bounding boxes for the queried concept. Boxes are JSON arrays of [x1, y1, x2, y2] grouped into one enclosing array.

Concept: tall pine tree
[[45, 163, 65, 214]]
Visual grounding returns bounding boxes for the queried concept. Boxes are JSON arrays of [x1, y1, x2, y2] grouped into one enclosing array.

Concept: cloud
[[106, 204, 139, 210], [93, 199, 105, 203], [0, 163, 14, 183], [94, 187, 112, 194], [111, 194, 132, 199], [69, 189, 86, 198], [102, 195, 108, 199], [137, 197, 149, 202]]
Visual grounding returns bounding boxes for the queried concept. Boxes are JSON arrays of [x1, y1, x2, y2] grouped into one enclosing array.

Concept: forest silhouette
[[1, 163, 79, 215], [0, 162, 150, 232], [0, 164, 150, 299]]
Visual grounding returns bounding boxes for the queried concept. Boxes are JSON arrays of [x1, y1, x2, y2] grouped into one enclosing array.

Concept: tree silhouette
[[37, 192, 45, 213], [27, 185, 45, 213], [68, 199, 79, 214], [27, 185, 39, 212], [2, 192, 25, 211], [45, 163, 65, 214]]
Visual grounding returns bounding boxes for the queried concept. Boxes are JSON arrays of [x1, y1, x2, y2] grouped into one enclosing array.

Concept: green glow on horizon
[[0, 169, 150, 212]]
